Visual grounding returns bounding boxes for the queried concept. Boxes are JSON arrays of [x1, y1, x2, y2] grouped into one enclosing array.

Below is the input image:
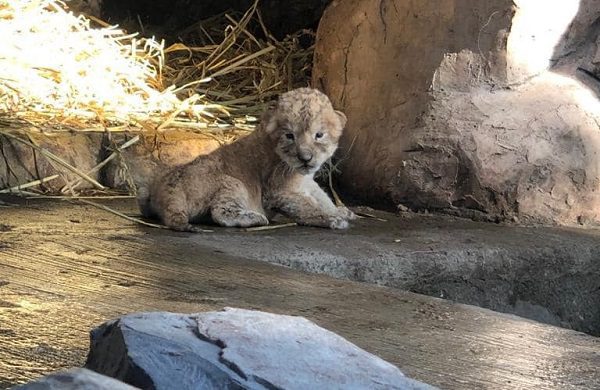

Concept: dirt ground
[[0, 196, 599, 389]]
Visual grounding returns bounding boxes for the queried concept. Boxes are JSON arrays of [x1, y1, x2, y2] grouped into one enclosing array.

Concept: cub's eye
[[315, 132, 324, 139], [285, 133, 295, 140]]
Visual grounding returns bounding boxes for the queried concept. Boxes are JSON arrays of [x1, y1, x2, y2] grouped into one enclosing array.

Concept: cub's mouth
[[296, 163, 318, 174], [280, 153, 320, 174]]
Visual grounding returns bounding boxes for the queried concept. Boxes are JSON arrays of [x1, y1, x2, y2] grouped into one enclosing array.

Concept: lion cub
[[138, 87, 356, 231]]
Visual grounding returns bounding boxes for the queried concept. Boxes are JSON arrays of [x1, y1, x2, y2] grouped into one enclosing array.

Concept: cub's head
[[261, 88, 347, 175]]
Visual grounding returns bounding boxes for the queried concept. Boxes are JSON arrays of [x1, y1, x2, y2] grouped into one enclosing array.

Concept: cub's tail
[[135, 160, 168, 220], [136, 184, 155, 219]]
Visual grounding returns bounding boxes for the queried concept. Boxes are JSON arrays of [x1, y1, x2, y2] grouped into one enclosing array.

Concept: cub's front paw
[[328, 216, 350, 230], [241, 211, 270, 227], [337, 206, 357, 221]]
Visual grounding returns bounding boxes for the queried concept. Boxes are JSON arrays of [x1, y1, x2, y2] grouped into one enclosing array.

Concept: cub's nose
[[297, 150, 313, 163]]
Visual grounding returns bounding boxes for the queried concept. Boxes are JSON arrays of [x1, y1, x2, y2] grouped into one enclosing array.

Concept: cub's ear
[[259, 103, 278, 134], [334, 110, 347, 128]]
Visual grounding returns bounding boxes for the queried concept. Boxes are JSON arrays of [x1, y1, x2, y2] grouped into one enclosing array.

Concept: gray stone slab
[[86, 313, 249, 390], [85, 309, 435, 390], [190, 207, 600, 336], [197, 308, 432, 390]]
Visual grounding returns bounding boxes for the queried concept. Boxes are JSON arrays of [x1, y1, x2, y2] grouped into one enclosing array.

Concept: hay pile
[[0, 0, 313, 133], [164, 1, 315, 122], [0, 0, 314, 199], [0, 0, 210, 131]]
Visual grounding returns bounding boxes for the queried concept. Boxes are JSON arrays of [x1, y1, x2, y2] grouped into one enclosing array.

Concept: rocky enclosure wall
[[314, 0, 600, 225]]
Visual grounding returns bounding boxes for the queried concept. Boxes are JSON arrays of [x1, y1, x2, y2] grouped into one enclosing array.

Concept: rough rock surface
[[0, 132, 102, 193], [2, 198, 600, 389], [0, 130, 219, 193], [314, 0, 600, 226], [14, 368, 137, 390], [85, 308, 435, 390], [101, 131, 220, 190]]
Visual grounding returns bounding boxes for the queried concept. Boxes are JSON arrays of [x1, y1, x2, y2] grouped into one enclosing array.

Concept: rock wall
[[314, 0, 600, 225], [0, 133, 103, 193], [0, 131, 219, 195]]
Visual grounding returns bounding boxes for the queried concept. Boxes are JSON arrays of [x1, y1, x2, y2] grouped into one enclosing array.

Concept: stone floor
[[0, 196, 599, 389]]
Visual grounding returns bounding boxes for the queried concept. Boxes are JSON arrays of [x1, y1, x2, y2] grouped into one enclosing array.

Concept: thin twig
[[27, 195, 135, 200], [244, 222, 297, 232], [0, 130, 105, 190], [354, 212, 388, 222], [0, 174, 59, 194], [75, 198, 212, 232], [327, 134, 358, 207]]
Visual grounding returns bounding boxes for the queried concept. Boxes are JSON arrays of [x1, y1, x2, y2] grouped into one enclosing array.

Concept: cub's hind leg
[[152, 183, 208, 233], [159, 197, 201, 232], [210, 177, 269, 228]]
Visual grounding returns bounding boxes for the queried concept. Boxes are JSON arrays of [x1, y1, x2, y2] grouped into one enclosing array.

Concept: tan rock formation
[[314, 0, 600, 225]]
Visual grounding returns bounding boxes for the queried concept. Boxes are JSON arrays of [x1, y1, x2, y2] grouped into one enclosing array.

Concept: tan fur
[[138, 87, 356, 232]]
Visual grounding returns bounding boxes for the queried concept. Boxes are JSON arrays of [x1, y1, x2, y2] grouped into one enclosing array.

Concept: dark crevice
[[252, 375, 284, 390], [191, 323, 249, 382], [217, 352, 249, 382], [100, 0, 332, 42]]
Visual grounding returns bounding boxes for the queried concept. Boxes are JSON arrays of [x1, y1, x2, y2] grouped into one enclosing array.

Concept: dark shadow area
[[100, 0, 332, 41]]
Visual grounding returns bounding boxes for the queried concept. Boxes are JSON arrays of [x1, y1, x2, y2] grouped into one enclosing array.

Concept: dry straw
[[0, 0, 216, 132], [0, 0, 314, 199], [0, 0, 313, 134]]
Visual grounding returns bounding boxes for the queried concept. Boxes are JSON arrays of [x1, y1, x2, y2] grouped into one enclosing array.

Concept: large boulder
[[0, 130, 220, 194], [85, 308, 435, 390], [314, 0, 600, 225]]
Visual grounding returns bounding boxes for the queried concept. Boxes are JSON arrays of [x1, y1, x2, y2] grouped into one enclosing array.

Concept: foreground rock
[[85, 308, 435, 390], [14, 368, 137, 390]]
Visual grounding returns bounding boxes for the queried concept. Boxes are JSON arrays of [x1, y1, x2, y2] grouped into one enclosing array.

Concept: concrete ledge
[[191, 207, 600, 336]]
